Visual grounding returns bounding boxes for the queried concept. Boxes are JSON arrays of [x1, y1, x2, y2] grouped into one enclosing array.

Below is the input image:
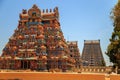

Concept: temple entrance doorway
[[21, 60, 30, 69]]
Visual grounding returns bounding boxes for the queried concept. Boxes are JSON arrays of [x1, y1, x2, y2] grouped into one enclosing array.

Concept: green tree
[[106, 0, 120, 74]]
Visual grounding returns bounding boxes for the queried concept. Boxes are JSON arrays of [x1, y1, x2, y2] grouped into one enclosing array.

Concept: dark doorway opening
[[21, 60, 30, 69]]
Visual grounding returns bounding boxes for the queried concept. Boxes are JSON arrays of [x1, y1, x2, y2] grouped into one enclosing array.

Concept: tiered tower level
[[1, 5, 77, 71], [82, 40, 105, 66]]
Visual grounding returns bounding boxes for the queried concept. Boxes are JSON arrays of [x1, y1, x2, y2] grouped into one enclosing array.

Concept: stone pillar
[[27, 61, 28, 69], [23, 61, 24, 69]]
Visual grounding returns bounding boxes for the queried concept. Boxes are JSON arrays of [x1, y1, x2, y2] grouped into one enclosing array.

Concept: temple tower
[[67, 41, 81, 69], [1, 4, 75, 71], [82, 40, 105, 66]]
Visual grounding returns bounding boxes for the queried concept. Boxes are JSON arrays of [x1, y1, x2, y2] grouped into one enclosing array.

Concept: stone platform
[[0, 72, 120, 80], [0, 72, 113, 80]]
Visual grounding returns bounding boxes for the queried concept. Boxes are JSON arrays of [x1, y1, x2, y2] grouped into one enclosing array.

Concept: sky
[[0, 0, 118, 66]]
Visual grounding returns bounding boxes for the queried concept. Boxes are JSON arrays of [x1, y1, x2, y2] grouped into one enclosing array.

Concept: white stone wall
[[80, 66, 112, 73]]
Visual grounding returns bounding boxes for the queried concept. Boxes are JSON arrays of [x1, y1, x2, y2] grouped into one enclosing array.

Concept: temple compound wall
[[80, 66, 112, 73]]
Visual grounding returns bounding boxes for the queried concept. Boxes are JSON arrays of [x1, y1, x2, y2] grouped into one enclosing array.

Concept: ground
[[0, 71, 119, 80]]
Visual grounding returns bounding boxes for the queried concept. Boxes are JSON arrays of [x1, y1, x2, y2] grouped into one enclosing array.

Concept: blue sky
[[0, 0, 118, 66]]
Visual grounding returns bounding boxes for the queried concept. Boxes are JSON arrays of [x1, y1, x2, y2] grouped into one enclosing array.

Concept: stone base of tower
[[0, 56, 75, 72], [0, 56, 47, 71]]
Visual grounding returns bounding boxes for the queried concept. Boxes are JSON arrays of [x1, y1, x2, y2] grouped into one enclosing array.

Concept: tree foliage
[[106, 0, 120, 65]]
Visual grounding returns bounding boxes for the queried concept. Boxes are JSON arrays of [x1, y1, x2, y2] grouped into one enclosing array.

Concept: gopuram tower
[[1, 4, 75, 71], [67, 41, 81, 69], [82, 40, 105, 66]]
